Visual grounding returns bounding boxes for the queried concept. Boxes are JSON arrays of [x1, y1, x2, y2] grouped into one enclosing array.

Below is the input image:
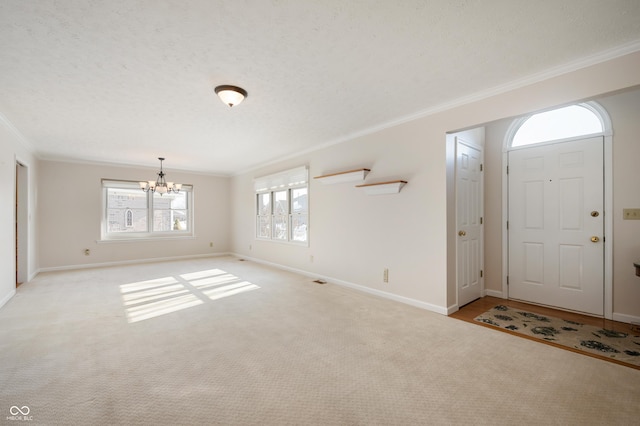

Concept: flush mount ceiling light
[[214, 85, 248, 107], [139, 157, 181, 196]]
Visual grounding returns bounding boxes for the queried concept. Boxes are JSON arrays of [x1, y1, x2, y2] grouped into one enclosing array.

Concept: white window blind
[[254, 166, 308, 192]]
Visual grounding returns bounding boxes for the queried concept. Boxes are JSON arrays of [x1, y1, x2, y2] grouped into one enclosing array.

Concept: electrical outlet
[[84, 249, 90, 256], [623, 208, 640, 220], [383, 268, 389, 283], [310, 255, 314, 263]]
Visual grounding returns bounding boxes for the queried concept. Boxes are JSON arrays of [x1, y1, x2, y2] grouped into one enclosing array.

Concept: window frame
[[101, 179, 194, 241], [508, 103, 606, 150], [254, 166, 308, 246]]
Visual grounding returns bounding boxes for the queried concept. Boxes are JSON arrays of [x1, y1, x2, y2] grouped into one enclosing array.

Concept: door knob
[[591, 236, 600, 243], [458, 230, 466, 237], [590, 211, 599, 217]]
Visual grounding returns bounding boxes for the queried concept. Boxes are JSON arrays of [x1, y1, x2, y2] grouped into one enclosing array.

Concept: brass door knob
[[591, 211, 599, 217], [458, 230, 466, 237], [591, 236, 600, 243]]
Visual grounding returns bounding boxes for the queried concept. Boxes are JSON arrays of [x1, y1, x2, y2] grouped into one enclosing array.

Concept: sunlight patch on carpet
[[475, 305, 640, 368], [120, 268, 260, 323]]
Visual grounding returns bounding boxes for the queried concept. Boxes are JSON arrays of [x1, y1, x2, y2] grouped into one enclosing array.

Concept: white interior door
[[508, 137, 604, 315], [456, 136, 483, 307]]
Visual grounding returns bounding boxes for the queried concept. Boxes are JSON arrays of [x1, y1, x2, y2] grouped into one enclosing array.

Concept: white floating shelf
[[314, 168, 370, 184], [355, 180, 407, 195]]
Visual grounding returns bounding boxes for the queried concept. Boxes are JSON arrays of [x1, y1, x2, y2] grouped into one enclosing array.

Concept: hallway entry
[[15, 161, 28, 286]]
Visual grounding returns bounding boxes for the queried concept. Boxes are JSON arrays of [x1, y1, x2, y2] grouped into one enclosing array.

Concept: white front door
[[456, 136, 483, 307], [508, 137, 604, 315]]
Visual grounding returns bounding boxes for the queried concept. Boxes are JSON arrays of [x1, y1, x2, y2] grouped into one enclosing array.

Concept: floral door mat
[[475, 305, 640, 368]]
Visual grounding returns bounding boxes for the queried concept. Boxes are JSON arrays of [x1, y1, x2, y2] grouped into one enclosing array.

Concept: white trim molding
[[233, 253, 450, 316], [37, 253, 230, 273], [0, 289, 16, 310]]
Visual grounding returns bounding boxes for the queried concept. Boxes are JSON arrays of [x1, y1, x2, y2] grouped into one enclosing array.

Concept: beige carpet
[[1, 256, 639, 425]]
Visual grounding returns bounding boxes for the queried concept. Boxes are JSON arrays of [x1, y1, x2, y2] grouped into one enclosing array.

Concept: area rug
[[475, 305, 640, 368]]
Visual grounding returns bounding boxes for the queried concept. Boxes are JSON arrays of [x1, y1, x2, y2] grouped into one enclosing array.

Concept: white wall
[[0, 116, 38, 308], [37, 160, 230, 270], [230, 51, 640, 315]]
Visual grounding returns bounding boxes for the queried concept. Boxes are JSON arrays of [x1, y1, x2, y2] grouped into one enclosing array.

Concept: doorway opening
[[16, 160, 28, 287], [503, 101, 612, 318]]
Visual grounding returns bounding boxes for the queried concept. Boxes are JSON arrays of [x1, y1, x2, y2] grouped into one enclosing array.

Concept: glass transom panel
[[512, 105, 603, 147]]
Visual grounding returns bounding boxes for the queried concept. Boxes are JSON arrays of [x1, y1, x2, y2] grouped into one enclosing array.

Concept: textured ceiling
[[1, 0, 640, 175]]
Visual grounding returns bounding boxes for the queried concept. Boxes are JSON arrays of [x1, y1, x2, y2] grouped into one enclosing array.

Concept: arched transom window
[[511, 104, 604, 148]]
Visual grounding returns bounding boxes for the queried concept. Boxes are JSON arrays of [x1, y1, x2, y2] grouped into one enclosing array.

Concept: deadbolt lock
[[591, 211, 600, 217]]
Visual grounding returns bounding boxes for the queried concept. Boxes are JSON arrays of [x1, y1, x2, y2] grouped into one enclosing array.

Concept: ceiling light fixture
[[214, 85, 247, 107], [139, 157, 181, 196]]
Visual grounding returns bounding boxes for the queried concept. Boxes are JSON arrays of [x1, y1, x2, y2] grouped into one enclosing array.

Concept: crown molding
[[234, 39, 640, 177]]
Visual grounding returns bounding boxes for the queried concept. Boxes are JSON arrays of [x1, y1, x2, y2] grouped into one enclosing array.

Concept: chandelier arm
[[140, 157, 180, 196]]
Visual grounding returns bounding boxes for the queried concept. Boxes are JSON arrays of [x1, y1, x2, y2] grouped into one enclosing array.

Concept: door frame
[[501, 101, 613, 319], [15, 157, 29, 286], [450, 128, 485, 308]]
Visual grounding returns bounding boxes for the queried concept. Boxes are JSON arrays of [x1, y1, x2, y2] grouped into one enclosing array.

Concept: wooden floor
[[451, 296, 640, 370]]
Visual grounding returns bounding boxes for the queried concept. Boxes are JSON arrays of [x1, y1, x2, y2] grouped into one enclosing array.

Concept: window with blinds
[[254, 166, 308, 244]]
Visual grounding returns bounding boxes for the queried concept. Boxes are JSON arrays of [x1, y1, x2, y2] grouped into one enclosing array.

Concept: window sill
[[255, 237, 309, 247], [98, 235, 196, 244]]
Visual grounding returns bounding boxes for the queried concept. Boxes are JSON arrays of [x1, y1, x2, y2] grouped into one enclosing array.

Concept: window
[[290, 187, 308, 243], [511, 104, 603, 147], [254, 166, 308, 244], [256, 192, 271, 239], [102, 180, 193, 240]]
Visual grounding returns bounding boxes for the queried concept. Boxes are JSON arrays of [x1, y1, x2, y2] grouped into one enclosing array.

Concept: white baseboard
[[612, 312, 640, 325], [446, 304, 459, 315], [38, 252, 231, 273], [0, 288, 16, 309], [231, 253, 450, 315], [485, 289, 505, 298]]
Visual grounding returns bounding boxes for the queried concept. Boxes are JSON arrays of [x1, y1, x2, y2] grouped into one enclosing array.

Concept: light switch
[[623, 209, 640, 220]]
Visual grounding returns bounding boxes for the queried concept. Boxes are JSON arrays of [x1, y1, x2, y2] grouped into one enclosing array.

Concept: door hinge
[[506, 221, 509, 230], [506, 276, 509, 285], [480, 164, 483, 172], [480, 217, 483, 225], [480, 270, 483, 278], [506, 165, 509, 174]]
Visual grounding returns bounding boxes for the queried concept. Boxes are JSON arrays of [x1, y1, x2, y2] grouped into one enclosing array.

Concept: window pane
[[154, 209, 188, 232], [107, 188, 148, 233], [257, 216, 270, 238], [291, 214, 307, 242], [291, 187, 308, 213], [257, 193, 271, 215], [512, 105, 603, 147], [153, 191, 187, 210], [153, 191, 189, 232], [273, 215, 288, 240], [273, 190, 288, 215]]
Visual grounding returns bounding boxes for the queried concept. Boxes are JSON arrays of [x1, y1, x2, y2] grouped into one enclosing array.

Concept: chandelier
[[139, 157, 181, 196]]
